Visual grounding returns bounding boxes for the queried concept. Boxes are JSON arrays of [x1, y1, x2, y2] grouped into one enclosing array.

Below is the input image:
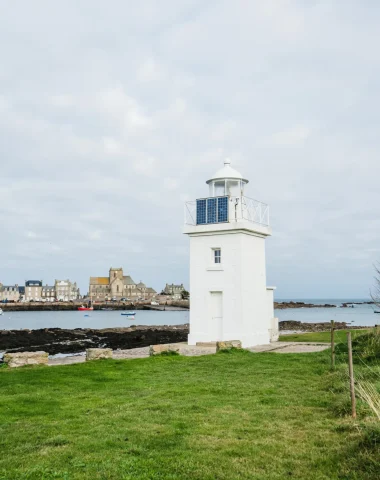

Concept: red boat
[[78, 306, 94, 311]]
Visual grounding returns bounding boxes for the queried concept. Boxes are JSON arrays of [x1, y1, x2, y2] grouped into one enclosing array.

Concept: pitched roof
[[90, 277, 109, 285], [147, 287, 156, 293], [137, 281, 146, 288], [123, 276, 136, 286], [25, 280, 42, 287]]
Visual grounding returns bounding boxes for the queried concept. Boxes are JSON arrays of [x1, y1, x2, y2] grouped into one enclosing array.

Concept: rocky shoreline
[[274, 301, 336, 309], [278, 320, 369, 332], [0, 321, 372, 356], [274, 301, 374, 309], [0, 324, 189, 355]]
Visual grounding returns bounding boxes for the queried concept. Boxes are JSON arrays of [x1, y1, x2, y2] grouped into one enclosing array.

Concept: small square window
[[213, 249, 221, 264]]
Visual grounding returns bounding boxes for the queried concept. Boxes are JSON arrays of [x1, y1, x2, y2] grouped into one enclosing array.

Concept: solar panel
[[207, 198, 217, 223], [217, 197, 228, 222], [196, 196, 229, 225], [196, 199, 207, 224]]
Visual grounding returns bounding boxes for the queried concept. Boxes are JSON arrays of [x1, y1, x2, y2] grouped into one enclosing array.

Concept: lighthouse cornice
[[183, 221, 272, 238]]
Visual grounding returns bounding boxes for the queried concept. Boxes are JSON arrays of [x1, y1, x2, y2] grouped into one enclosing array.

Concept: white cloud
[[132, 156, 156, 176], [88, 231, 102, 241], [50, 94, 74, 108], [137, 58, 164, 83], [163, 177, 179, 190], [0, 0, 379, 297], [102, 137, 124, 156], [270, 125, 311, 146]]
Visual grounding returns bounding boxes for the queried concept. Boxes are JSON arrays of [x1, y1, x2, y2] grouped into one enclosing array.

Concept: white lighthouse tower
[[183, 159, 278, 348]]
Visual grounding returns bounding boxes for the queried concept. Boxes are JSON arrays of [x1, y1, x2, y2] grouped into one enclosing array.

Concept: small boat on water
[[78, 305, 94, 311], [374, 311, 380, 314], [121, 311, 136, 316]]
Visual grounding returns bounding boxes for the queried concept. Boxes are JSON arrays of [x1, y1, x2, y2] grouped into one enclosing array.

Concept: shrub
[[352, 329, 380, 362]]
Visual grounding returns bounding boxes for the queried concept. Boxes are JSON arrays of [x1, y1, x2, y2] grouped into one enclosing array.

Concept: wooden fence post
[[330, 320, 335, 370], [347, 332, 357, 419]]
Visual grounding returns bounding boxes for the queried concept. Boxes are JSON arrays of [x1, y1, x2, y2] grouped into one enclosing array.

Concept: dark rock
[[0, 325, 190, 355], [274, 302, 337, 310], [279, 320, 368, 332]]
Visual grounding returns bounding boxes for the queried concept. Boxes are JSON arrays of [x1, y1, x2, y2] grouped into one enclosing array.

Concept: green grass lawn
[[0, 350, 379, 480], [279, 328, 371, 343]]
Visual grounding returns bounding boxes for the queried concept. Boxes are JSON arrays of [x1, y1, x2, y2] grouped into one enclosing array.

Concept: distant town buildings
[[0, 279, 80, 302], [162, 283, 186, 300], [25, 280, 42, 301], [0, 273, 187, 303], [41, 285, 55, 302], [55, 280, 80, 301], [89, 267, 156, 301], [0, 284, 21, 302]]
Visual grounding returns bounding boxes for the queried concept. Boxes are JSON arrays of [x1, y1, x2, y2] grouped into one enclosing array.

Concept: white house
[[55, 280, 80, 301], [183, 159, 278, 348]]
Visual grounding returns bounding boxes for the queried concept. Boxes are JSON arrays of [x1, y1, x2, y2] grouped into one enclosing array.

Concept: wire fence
[[330, 323, 380, 421]]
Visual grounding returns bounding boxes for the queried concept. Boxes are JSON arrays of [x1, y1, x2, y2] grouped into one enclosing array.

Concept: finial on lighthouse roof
[[206, 158, 249, 184]]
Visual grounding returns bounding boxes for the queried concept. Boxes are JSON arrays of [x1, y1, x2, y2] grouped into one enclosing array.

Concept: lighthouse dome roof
[[206, 159, 248, 184]]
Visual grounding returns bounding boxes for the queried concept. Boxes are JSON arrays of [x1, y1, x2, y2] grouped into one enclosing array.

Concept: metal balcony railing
[[184, 195, 269, 227], [239, 196, 270, 227]]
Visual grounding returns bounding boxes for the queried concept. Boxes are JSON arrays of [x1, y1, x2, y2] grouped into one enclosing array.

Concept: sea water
[[275, 299, 379, 328], [0, 309, 190, 330], [0, 299, 378, 331]]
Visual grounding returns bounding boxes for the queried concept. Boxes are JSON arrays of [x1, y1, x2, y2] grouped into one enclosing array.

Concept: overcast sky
[[1, 1, 379, 298]]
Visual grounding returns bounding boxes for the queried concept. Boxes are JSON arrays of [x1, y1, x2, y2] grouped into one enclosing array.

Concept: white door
[[210, 291, 223, 339]]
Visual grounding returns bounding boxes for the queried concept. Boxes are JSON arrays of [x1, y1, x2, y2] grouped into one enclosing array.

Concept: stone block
[[3, 351, 49, 368], [149, 344, 180, 356], [196, 342, 217, 347], [216, 340, 242, 352], [86, 348, 113, 361]]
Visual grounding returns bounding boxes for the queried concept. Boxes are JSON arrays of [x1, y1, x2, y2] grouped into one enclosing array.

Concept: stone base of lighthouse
[[188, 305, 279, 348], [188, 331, 274, 349]]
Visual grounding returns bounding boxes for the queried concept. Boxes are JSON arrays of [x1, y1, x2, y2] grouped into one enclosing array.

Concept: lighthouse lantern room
[[183, 159, 278, 348]]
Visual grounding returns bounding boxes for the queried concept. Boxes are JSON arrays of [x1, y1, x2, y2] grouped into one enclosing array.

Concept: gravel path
[[248, 341, 330, 354], [47, 341, 329, 366]]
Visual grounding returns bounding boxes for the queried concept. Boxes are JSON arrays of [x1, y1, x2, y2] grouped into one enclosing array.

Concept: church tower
[[183, 159, 278, 347]]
